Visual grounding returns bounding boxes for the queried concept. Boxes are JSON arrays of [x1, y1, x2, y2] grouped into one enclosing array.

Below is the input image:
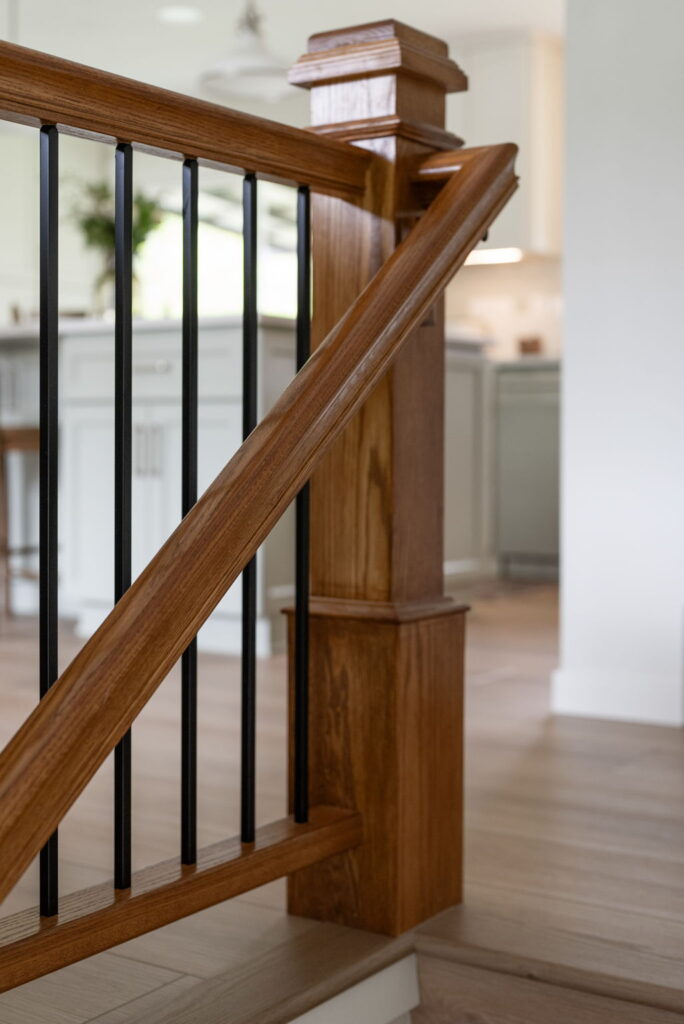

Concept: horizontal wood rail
[[0, 807, 361, 992], [0, 142, 517, 907], [0, 41, 374, 197]]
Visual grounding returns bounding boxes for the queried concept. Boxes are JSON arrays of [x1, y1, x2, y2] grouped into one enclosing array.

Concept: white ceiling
[[1, 0, 565, 124]]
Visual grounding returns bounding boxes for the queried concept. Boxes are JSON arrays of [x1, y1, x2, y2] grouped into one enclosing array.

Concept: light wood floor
[[0, 584, 683, 1023]]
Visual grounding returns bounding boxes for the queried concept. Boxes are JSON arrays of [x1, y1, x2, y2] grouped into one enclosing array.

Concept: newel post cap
[[288, 19, 467, 94]]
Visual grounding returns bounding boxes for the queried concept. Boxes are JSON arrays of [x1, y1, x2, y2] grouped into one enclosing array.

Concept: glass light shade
[[201, 4, 291, 103]]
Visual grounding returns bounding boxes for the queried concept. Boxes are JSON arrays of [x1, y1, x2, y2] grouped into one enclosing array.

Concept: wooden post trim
[[287, 21, 515, 935]]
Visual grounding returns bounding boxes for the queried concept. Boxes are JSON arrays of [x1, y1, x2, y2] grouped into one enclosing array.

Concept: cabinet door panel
[[496, 369, 560, 560], [198, 403, 242, 616], [129, 402, 243, 616], [61, 407, 115, 606], [131, 409, 160, 584]]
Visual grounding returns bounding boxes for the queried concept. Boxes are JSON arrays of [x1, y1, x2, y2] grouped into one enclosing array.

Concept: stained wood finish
[[0, 427, 40, 453], [0, 140, 517, 906], [413, 146, 498, 191], [0, 41, 373, 198], [290, 20, 468, 94], [312, 115, 463, 154], [288, 608, 466, 935], [0, 806, 360, 992], [286, 22, 516, 936]]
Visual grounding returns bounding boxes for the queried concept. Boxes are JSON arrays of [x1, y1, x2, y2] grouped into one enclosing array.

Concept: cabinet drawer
[[497, 367, 560, 398], [61, 331, 243, 402]]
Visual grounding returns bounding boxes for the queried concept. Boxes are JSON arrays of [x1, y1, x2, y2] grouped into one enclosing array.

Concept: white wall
[[553, 0, 684, 725]]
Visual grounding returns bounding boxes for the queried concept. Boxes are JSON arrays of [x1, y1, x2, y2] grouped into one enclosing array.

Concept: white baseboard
[[75, 605, 274, 657], [551, 667, 684, 727], [444, 556, 497, 581], [289, 955, 419, 1024], [501, 560, 559, 582]]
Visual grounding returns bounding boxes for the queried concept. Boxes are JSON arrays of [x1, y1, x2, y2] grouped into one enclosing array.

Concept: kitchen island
[[0, 315, 296, 654]]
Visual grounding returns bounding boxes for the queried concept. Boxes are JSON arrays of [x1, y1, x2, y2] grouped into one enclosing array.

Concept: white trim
[[552, 667, 684, 727], [444, 557, 497, 579], [289, 955, 420, 1024]]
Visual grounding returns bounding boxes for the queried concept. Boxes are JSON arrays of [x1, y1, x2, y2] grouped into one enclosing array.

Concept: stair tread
[[92, 918, 412, 1024], [412, 958, 684, 1024], [415, 884, 684, 1015]]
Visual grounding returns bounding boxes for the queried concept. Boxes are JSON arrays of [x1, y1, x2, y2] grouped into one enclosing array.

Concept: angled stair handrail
[[0, 142, 517, 903]]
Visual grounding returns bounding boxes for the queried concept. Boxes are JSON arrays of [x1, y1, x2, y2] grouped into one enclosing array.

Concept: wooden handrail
[[413, 146, 487, 182], [0, 142, 517, 904], [0, 41, 374, 198]]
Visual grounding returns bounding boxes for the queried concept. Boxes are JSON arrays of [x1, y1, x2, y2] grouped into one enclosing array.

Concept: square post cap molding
[[289, 19, 467, 151]]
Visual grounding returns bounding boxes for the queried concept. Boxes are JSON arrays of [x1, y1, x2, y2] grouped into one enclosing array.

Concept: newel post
[[287, 21, 469, 935]]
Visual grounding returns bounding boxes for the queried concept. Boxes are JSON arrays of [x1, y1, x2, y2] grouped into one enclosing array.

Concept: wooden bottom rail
[[0, 806, 361, 993]]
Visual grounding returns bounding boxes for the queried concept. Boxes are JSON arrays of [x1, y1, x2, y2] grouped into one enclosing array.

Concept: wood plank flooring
[[0, 583, 682, 1022]]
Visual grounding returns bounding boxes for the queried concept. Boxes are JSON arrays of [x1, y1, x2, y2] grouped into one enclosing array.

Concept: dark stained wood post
[[287, 20, 470, 935]]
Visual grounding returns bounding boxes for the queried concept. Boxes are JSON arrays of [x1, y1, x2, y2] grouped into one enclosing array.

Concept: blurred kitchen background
[[0, 0, 564, 653]]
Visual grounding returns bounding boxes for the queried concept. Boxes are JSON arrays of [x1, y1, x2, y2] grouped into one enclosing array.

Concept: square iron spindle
[[39, 124, 59, 917], [181, 158, 199, 864], [114, 141, 133, 890], [241, 172, 258, 844], [294, 185, 311, 825]]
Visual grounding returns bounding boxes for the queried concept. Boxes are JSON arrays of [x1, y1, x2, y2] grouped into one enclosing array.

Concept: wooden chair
[[0, 425, 40, 618]]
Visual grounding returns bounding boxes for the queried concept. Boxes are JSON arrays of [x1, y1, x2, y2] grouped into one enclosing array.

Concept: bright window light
[[136, 214, 297, 321], [157, 5, 204, 24], [465, 247, 524, 266]]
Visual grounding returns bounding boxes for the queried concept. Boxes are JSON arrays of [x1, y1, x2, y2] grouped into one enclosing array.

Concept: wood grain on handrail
[[0, 143, 517, 905], [413, 147, 487, 182], [0, 41, 373, 198]]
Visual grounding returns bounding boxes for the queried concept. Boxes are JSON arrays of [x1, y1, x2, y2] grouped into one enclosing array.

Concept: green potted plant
[[71, 180, 163, 316]]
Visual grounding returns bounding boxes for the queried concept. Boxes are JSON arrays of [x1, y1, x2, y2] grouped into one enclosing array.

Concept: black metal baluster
[[39, 124, 59, 917], [181, 158, 199, 864], [114, 142, 133, 890], [241, 173, 258, 844], [294, 186, 311, 824]]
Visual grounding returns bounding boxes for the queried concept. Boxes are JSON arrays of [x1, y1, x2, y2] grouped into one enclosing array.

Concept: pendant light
[[201, 0, 291, 103]]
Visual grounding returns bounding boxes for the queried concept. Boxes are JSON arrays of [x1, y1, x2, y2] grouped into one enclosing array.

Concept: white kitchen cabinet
[[0, 345, 39, 425], [495, 359, 560, 576], [448, 32, 563, 255], [61, 403, 114, 609], [443, 338, 496, 589], [0, 339, 40, 614], [56, 315, 295, 653]]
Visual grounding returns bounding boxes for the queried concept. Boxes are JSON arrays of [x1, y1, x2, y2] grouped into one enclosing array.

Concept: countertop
[[0, 314, 295, 344]]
